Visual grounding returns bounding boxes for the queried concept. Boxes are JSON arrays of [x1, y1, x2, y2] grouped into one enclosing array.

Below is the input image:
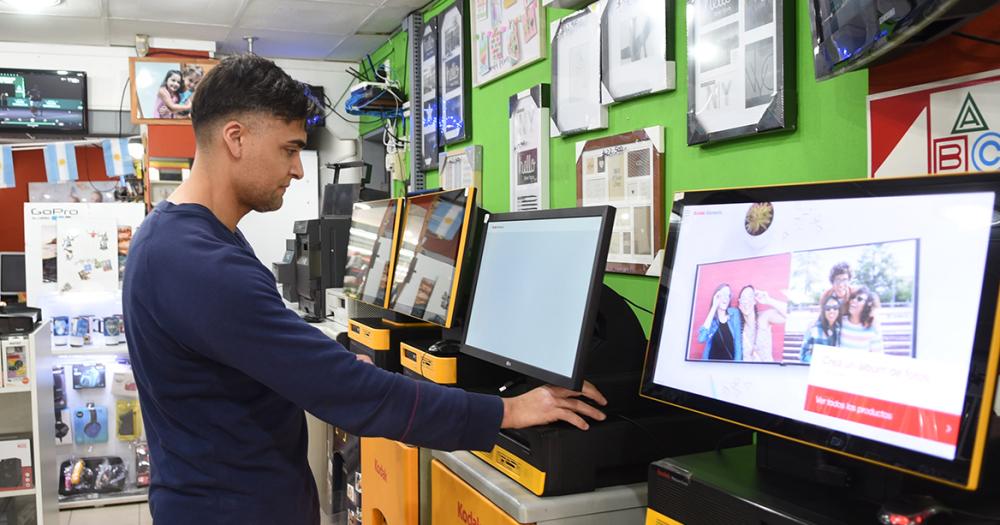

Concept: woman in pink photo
[[840, 286, 884, 353], [737, 285, 787, 362], [697, 283, 743, 361], [153, 70, 184, 118]]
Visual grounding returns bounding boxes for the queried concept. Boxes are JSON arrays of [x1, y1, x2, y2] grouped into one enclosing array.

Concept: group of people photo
[[689, 240, 918, 364]]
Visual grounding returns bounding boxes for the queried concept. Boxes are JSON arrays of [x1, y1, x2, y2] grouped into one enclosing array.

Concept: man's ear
[[221, 120, 245, 159]]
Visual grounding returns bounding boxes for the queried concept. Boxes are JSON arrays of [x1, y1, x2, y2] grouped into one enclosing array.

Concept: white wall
[[0, 42, 361, 171]]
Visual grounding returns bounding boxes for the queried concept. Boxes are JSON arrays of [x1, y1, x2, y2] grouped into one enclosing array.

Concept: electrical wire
[[623, 296, 654, 315], [953, 31, 1000, 47]]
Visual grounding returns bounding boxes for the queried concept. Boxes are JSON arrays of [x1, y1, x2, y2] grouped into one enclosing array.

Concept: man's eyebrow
[[286, 139, 307, 149]]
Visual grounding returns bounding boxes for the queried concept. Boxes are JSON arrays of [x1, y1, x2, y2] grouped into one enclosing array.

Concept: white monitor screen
[[649, 192, 996, 461], [464, 215, 605, 379]]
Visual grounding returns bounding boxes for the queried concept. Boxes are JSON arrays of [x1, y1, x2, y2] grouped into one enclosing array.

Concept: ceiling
[[0, 0, 423, 61]]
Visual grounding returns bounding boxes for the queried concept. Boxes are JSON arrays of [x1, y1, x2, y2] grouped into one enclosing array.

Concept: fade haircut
[[191, 53, 313, 145]]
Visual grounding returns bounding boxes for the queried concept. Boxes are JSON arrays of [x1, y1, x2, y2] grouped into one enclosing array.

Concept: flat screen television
[[0, 68, 87, 134], [641, 173, 1000, 490], [343, 198, 403, 308], [460, 206, 615, 390], [808, 0, 995, 81], [387, 187, 477, 328]]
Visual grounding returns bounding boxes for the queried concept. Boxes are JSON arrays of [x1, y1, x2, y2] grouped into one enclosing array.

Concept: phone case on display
[[115, 400, 141, 441], [111, 371, 138, 398], [72, 363, 106, 389], [59, 456, 127, 496], [52, 316, 70, 346], [55, 408, 72, 445], [72, 404, 109, 444], [135, 442, 150, 487], [2, 337, 29, 387]]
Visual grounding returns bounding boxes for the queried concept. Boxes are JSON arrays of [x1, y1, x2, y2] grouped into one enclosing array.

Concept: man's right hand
[[500, 381, 607, 431]]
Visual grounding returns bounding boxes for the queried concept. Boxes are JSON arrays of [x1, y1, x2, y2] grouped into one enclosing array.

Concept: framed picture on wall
[[509, 84, 550, 211], [686, 0, 796, 145], [551, 2, 608, 137], [129, 57, 218, 124], [421, 18, 441, 170], [472, 0, 547, 87], [438, 1, 471, 146], [439, 145, 483, 205], [576, 126, 664, 275], [600, 0, 675, 104]]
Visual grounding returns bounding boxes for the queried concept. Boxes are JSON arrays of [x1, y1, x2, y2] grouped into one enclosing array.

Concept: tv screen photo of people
[[687, 240, 918, 365]]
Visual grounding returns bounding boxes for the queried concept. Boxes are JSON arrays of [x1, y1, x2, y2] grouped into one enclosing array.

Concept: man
[[122, 54, 606, 525], [818, 262, 854, 317]]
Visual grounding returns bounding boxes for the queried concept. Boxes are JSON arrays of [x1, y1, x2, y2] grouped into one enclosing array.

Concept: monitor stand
[[473, 285, 750, 496]]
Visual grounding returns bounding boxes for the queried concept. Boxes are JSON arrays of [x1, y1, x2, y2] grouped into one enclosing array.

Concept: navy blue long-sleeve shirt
[[123, 201, 503, 524]]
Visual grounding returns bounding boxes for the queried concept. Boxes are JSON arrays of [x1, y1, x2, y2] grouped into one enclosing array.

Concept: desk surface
[[431, 450, 646, 523]]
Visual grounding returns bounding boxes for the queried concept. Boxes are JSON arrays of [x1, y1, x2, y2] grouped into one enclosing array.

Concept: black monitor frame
[[640, 173, 1000, 491], [460, 206, 615, 391], [0, 68, 88, 135]]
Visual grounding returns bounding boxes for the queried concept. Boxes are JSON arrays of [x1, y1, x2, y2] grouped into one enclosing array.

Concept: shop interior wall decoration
[[421, 18, 441, 170], [472, 0, 547, 87], [510, 84, 551, 211], [438, 1, 471, 145], [686, 0, 796, 145], [576, 126, 664, 275], [129, 57, 218, 124], [601, 0, 675, 104], [551, 1, 608, 137]]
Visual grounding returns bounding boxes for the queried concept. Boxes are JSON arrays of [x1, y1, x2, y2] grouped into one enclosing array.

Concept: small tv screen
[[0, 68, 87, 133], [808, 0, 990, 80], [641, 174, 1000, 489]]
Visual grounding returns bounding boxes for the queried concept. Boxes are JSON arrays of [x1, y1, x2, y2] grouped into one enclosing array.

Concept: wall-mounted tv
[[0, 68, 87, 134], [808, 0, 995, 81]]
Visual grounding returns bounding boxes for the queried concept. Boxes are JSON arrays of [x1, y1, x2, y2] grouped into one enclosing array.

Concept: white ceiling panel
[[0, 14, 106, 45], [238, 1, 371, 34], [326, 34, 387, 61], [356, 5, 412, 34], [0, 0, 102, 17], [108, 0, 245, 25], [0, 0, 421, 61], [107, 19, 233, 47], [219, 29, 345, 60]]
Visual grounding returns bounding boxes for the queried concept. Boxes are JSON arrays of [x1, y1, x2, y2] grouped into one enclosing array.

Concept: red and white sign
[[868, 69, 1000, 178]]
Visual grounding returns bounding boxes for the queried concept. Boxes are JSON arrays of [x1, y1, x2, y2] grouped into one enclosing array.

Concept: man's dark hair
[[829, 262, 852, 283], [191, 54, 314, 143]]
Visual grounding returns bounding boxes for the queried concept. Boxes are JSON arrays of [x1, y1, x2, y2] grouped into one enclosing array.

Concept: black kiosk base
[[474, 285, 749, 496]]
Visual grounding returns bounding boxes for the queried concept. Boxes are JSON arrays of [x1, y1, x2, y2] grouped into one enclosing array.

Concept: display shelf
[[52, 344, 130, 358], [59, 490, 148, 510], [0, 488, 37, 499], [0, 386, 31, 394]]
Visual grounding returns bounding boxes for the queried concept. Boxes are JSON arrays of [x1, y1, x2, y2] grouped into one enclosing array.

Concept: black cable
[[623, 296, 654, 315], [953, 31, 1000, 47], [614, 413, 655, 440]]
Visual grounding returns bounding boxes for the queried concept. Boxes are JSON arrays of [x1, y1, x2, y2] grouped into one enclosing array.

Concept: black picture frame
[[600, 0, 676, 104], [420, 17, 441, 170], [551, 3, 608, 137], [438, 1, 471, 146], [686, 0, 796, 145]]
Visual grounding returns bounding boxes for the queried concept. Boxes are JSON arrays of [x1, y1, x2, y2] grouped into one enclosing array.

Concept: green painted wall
[[360, 1, 870, 334]]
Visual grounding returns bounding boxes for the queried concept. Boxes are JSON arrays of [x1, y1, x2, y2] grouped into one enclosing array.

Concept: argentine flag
[[43, 142, 79, 182], [102, 138, 135, 177], [0, 145, 14, 189]]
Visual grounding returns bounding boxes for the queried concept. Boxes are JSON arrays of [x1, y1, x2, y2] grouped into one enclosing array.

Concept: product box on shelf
[[2, 335, 30, 388], [0, 437, 34, 491]]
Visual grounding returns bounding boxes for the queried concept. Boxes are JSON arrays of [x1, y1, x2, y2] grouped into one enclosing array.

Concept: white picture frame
[[509, 84, 550, 211], [551, 2, 608, 138]]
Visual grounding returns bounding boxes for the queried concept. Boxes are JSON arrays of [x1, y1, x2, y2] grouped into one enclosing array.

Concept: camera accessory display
[[72, 363, 106, 389], [116, 399, 141, 441], [53, 366, 67, 408], [55, 408, 72, 445], [135, 442, 150, 487], [0, 438, 33, 490], [2, 335, 29, 387], [111, 370, 138, 398], [59, 456, 127, 496], [72, 403, 109, 444], [52, 315, 69, 346], [69, 315, 91, 347]]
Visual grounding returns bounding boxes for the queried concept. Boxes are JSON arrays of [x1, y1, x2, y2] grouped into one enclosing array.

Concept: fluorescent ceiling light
[[2, 0, 63, 12]]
